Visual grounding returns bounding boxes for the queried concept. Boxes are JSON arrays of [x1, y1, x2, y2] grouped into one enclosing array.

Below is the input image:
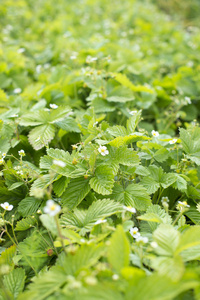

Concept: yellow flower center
[[5, 205, 9, 209], [50, 205, 56, 211], [101, 149, 105, 152]]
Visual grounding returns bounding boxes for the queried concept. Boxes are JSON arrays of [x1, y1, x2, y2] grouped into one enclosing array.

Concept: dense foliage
[[0, 0, 200, 299]]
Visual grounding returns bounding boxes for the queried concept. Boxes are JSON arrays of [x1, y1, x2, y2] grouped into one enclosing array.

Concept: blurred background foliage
[[153, 0, 200, 26]]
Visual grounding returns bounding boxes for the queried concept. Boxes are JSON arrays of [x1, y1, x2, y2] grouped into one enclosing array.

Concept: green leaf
[[126, 110, 142, 134], [8, 182, 24, 191], [40, 214, 58, 236], [28, 124, 55, 150], [112, 73, 154, 93], [61, 177, 90, 209], [0, 245, 16, 266], [185, 207, 200, 225], [3, 268, 26, 300], [176, 226, 200, 260], [151, 255, 184, 281], [139, 205, 172, 232], [112, 183, 151, 211], [76, 283, 124, 300], [153, 224, 180, 256], [108, 134, 150, 147], [18, 197, 42, 217], [19, 266, 66, 300], [30, 174, 56, 196], [61, 199, 123, 235], [55, 117, 80, 133], [180, 127, 200, 165], [57, 243, 104, 275], [107, 225, 130, 273], [89, 166, 114, 195], [15, 215, 38, 231], [110, 146, 140, 167], [153, 148, 169, 163], [125, 273, 199, 300], [107, 125, 127, 137], [53, 176, 70, 197], [107, 85, 134, 103]]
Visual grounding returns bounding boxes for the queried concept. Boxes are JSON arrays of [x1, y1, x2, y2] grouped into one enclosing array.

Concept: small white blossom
[[50, 103, 58, 109], [150, 241, 158, 248], [161, 196, 169, 205], [53, 159, 66, 168], [86, 56, 98, 63], [10, 114, 18, 118], [44, 63, 50, 69], [1, 202, 13, 211], [36, 65, 42, 73], [129, 227, 140, 238], [112, 274, 119, 280], [94, 219, 107, 225], [43, 200, 61, 216], [129, 110, 137, 115], [93, 121, 98, 127], [13, 88, 22, 94], [0, 158, 4, 165], [17, 48, 25, 53], [70, 55, 77, 60], [123, 206, 136, 214], [66, 111, 74, 117], [185, 97, 191, 104], [177, 201, 190, 212], [98, 145, 109, 156], [136, 236, 149, 244], [18, 150, 25, 157], [151, 130, 159, 137], [169, 138, 177, 144], [2, 153, 6, 158]]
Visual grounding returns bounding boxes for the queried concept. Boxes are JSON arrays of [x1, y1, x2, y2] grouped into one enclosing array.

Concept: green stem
[[172, 212, 183, 226], [55, 215, 68, 255]]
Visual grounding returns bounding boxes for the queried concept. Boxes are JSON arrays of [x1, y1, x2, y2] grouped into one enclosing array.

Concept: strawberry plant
[[1, 0, 200, 299]]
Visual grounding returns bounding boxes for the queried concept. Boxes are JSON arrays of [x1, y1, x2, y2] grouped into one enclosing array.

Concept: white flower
[[43, 200, 61, 216], [169, 138, 177, 144], [129, 227, 140, 238], [93, 121, 98, 127], [10, 114, 18, 118], [2, 153, 6, 158], [70, 55, 77, 60], [123, 206, 136, 214], [17, 48, 25, 53], [150, 241, 158, 248], [0, 158, 4, 165], [177, 201, 190, 212], [50, 103, 58, 109], [13, 88, 22, 94], [129, 110, 137, 115], [151, 130, 159, 137], [94, 219, 107, 225], [136, 236, 149, 244], [161, 196, 169, 205], [66, 111, 74, 117], [86, 56, 97, 63], [184, 97, 191, 104], [18, 150, 25, 156], [44, 63, 50, 69], [1, 202, 13, 211], [112, 274, 119, 280], [53, 159, 66, 168], [98, 145, 109, 156], [36, 65, 42, 73]]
